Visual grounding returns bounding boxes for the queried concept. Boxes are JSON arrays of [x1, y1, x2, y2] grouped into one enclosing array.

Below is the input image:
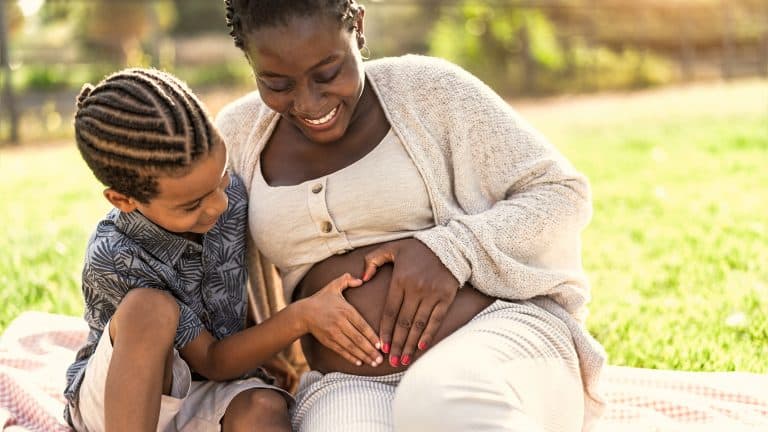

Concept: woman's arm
[[362, 56, 593, 365], [180, 274, 382, 381]]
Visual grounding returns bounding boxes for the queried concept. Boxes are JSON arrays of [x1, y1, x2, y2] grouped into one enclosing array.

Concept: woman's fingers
[[378, 279, 404, 355], [399, 300, 437, 365], [387, 295, 420, 367], [362, 247, 396, 282], [417, 302, 449, 354]]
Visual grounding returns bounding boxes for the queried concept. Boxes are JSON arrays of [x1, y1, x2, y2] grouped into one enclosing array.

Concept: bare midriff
[[293, 243, 495, 376]]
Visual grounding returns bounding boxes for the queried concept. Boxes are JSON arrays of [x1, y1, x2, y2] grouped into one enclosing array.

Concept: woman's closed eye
[[314, 65, 341, 84], [259, 77, 293, 93]]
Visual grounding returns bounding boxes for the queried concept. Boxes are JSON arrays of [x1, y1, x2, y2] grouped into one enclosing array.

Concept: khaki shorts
[[70, 325, 292, 432]]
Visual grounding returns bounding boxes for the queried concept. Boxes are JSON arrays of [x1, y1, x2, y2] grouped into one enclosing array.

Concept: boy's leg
[[221, 388, 291, 432], [104, 288, 180, 432]]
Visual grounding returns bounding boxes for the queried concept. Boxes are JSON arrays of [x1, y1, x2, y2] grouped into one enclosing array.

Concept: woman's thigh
[[291, 370, 404, 432], [392, 300, 585, 432]]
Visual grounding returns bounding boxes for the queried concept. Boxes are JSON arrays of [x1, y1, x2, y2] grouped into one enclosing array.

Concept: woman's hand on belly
[[295, 273, 384, 368], [361, 238, 462, 367], [295, 243, 494, 376]]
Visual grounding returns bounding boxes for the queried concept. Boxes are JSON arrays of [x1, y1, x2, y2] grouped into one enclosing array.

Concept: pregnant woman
[[217, 1, 606, 431]]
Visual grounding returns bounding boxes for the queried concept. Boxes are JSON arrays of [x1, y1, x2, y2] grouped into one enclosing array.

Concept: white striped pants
[[291, 300, 585, 432]]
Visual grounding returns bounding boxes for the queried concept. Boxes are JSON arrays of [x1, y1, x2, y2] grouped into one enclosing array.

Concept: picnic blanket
[[1, 312, 766, 431]]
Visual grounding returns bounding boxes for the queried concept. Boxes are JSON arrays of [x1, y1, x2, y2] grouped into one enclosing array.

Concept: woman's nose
[[293, 82, 324, 117]]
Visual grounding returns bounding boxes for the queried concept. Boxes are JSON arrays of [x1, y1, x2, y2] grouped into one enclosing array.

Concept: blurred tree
[[1, 1, 22, 144], [73, 0, 176, 66], [429, 0, 565, 94], [171, 0, 226, 35]]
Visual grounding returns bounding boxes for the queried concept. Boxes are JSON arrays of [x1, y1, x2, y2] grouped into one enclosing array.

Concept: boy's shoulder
[[226, 172, 247, 204], [83, 209, 146, 270], [219, 172, 248, 225]]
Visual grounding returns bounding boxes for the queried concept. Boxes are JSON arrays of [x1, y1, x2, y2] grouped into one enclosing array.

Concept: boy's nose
[[206, 192, 229, 218]]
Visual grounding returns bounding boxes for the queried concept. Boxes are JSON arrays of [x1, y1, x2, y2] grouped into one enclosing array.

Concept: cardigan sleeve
[[409, 58, 593, 314]]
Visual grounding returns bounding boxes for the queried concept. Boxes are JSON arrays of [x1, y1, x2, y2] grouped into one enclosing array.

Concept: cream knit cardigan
[[216, 54, 606, 427]]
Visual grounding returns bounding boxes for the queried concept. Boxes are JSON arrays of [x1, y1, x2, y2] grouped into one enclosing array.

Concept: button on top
[[320, 221, 333, 233], [311, 183, 323, 194]]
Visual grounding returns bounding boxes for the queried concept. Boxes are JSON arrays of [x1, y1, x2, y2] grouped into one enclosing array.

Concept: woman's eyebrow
[[258, 55, 339, 78]]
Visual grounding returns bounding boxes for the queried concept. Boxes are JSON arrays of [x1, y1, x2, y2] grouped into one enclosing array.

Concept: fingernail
[[389, 356, 400, 367], [382, 343, 390, 354], [401, 355, 411, 366], [418, 341, 427, 350], [375, 341, 381, 350], [356, 360, 362, 366], [376, 355, 383, 365]]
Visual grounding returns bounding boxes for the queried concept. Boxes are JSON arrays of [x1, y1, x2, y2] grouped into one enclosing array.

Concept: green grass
[[568, 114, 768, 372], [1, 82, 767, 373], [0, 145, 106, 324]]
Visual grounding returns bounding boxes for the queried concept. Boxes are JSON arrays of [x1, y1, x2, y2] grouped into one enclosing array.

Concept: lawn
[[1, 80, 766, 373]]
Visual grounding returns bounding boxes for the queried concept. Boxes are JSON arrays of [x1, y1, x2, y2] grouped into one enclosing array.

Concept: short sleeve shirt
[[63, 173, 250, 419]]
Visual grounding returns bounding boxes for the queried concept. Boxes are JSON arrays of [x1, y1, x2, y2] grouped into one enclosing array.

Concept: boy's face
[[105, 140, 230, 236]]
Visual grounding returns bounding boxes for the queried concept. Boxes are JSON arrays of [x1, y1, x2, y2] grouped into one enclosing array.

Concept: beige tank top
[[249, 129, 434, 300]]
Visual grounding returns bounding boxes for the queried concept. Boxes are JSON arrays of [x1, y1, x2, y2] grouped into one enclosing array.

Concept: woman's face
[[244, 13, 365, 145]]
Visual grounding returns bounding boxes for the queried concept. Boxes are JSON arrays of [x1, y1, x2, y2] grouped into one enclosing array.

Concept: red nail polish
[[418, 341, 427, 350], [401, 355, 411, 365], [382, 343, 390, 354], [389, 356, 400, 367]]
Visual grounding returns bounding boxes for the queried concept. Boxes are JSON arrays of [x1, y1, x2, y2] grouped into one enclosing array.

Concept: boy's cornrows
[[74, 68, 216, 204], [225, 0, 363, 50]]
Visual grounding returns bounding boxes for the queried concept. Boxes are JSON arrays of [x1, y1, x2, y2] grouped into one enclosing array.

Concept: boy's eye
[[184, 201, 202, 212]]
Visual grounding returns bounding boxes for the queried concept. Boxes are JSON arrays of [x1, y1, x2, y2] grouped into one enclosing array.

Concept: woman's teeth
[[303, 106, 337, 125]]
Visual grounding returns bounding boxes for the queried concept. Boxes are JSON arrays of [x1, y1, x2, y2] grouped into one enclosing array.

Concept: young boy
[[64, 68, 383, 432]]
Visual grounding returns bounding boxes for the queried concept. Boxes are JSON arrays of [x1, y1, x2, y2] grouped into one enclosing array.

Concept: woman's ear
[[354, 8, 367, 51], [103, 188, 138, 213]]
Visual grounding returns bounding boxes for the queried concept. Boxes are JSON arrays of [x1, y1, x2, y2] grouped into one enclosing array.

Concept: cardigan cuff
[[413, 225, 472, 287]]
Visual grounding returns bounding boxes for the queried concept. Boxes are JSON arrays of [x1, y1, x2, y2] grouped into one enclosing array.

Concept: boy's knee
[[240, 389, 288, 414], [225, 389, 289, 426], [112, 289, 179, 338]]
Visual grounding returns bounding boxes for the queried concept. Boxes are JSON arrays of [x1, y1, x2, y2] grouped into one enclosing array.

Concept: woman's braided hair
[[225, 0, 363, 50], [74, 68, 217, 204]]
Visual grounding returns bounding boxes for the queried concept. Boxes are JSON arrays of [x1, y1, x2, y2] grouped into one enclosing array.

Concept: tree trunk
[[0, 2, 19, 144]]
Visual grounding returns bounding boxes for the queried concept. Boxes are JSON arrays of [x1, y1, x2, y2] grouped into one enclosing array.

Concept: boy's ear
[[103, 188, 138, 213]]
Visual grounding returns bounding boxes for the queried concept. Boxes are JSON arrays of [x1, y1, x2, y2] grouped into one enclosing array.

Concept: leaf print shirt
[[63, 173, 249, 421]]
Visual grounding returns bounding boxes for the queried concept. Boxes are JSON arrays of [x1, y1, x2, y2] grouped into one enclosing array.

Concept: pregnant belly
[[293, 243, 494, 376]]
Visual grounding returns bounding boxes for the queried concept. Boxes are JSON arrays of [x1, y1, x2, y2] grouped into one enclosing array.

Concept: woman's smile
[[296, 104, 341, 130]]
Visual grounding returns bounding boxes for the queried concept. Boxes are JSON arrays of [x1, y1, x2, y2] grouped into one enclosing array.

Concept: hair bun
[[76, 83, 95, 109]]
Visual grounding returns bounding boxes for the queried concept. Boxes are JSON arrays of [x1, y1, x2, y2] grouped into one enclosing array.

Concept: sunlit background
[[1, 0, 767, 373]]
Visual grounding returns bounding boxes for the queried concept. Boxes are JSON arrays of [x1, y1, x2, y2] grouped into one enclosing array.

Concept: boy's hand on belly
[[361, 238, 460, 367], [296, 273, 384, 368]]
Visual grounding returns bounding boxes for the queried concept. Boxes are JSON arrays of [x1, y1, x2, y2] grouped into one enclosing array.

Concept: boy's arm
[[179, 273, 382, 382], [179, 302, 306, 382]]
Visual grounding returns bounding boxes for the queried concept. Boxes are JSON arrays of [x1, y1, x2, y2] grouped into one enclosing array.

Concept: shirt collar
[[113, 209, 203, 265]]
